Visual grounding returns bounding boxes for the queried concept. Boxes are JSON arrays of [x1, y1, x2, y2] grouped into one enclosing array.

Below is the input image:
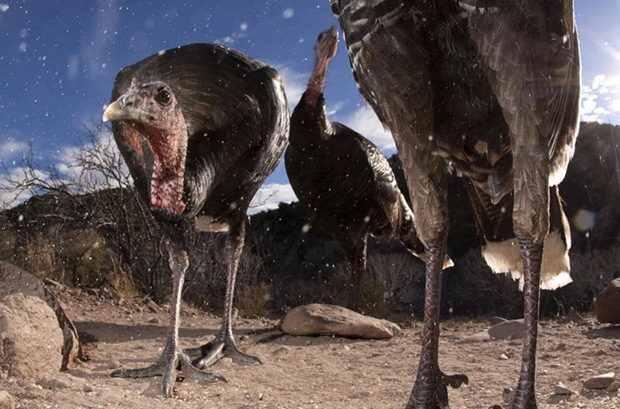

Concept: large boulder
[[280, 303, 401, 339], [595, 278, 620, 324], [0, 261, 84, 372], [0, 292, 63, 378]]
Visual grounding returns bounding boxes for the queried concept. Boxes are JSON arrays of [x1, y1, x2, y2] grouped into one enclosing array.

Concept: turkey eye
[[156, 89, 171, 106]]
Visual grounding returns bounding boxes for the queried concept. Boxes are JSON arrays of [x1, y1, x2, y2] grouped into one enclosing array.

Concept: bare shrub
[[238, 282, 271, 318], [445, 248, 522, 318], [554, 245, 620, 312], [15, 232, 57, 278], [0, 125, 156, 297], [367, 249, 425, 313]]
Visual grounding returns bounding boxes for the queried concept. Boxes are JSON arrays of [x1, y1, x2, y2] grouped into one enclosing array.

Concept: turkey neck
[[304, 47, 331, 107]]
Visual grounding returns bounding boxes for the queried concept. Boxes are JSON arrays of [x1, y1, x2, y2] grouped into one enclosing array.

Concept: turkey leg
[[185, 218, 263, 368], [508, 238, 543, 409], [407, 239, 468, 409], [111, 241, 225, 397]]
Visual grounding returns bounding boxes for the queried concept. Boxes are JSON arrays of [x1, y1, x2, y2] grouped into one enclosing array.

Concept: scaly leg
[[407, 240, 468, 409], [508, 237, 543, 409], [111, 241, 225, 397], [185, 218, 262, 368], [345, 235, 367, 312]]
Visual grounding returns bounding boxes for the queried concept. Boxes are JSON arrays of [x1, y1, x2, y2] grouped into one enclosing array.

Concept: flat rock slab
[[595, 278, 620, 324], [458, 330, 491, 344], [488, 319, 525, 340], [280, 304, 401, 339], [584, 372, 616, 390]]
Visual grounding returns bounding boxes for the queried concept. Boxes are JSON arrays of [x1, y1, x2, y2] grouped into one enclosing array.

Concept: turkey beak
[[102, 94, 153, 122], [102, 100, 123, 122], [327, 26, 339, 58]]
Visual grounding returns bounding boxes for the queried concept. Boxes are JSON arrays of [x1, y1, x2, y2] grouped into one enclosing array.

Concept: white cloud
[[0, 130, 131, 209], [276, 65, 307, 112], [580, 74, 620, 123], [249, 183, 297, 214], [216, 23, 249, 46], [0, 166, 50, 209], [339, 104, 395, 152], [0, 139, 28, 160], [55, 145, 82, 178]]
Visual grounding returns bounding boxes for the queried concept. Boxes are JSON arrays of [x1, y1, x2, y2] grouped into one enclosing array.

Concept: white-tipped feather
[[482, 231, 572, 290], [194, 216, 229, 233]]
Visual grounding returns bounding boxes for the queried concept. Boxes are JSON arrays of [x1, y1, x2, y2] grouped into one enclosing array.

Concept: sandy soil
[[1, 287, 619, 409]]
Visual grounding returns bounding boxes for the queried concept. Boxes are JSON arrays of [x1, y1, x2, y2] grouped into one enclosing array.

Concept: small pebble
[[177, 389, 192, 401], [607, 380, 620, 392], [554, 381, 573, 395], [107, 360, 121, 370]]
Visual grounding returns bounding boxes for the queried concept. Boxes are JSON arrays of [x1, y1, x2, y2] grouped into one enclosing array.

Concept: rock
[[567, 307, 586, 324], [595, 278, 620, 324], [145, 298, 159, 313], [498, 353, 509, 360], [0, 293, 64, 378], [457, 330, 490, 344], [608, 381, 620, 392], [37, 372, 86, 389], [554, 382, 573, 395], [489, 316, 507, 326], [0, 391, 15, 409], [488, 319, 525, 340], [584, 372, 616, 390], [107, 359, 121, 370], [280, 304, 401, 339], [0, 262, 85, 369], [37, 374, 73, 390]]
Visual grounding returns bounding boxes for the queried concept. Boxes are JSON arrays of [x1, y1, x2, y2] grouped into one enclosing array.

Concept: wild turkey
[[330, 1, 580, 407], [285, 27, 428, 311], [103, 43, 289, 397]]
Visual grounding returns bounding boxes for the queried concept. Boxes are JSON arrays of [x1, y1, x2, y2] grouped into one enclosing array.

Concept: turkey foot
[[409, 368, 468, 409], [502, 384, 538, 409], [185, 332, 263, 369], [111, 340, 226, 397]]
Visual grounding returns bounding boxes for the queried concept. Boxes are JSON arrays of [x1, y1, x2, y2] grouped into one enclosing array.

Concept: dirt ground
[[1, 287, 619, 409]]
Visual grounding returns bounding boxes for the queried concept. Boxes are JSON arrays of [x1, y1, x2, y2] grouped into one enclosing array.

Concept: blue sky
[[1, 1, 619, 213]]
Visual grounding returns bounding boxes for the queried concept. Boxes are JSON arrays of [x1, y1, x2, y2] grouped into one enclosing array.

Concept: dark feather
[[110, 43, 289, 222]]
